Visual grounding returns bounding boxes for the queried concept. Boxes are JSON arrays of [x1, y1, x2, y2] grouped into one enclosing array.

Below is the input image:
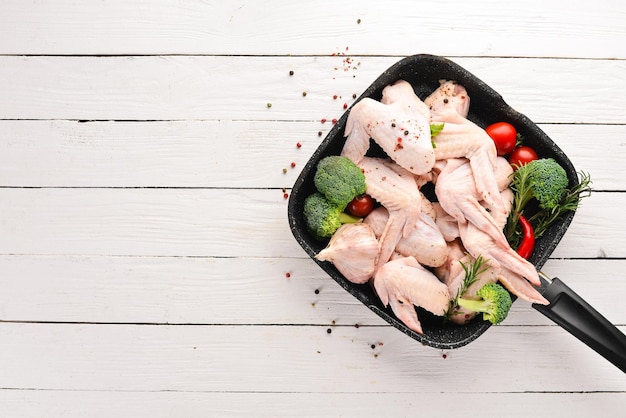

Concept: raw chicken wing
[[316, 223, 380, 284], [425, 82, 503, 213], [341, 86, 435, 175], [373, 256, 450, 334], [435, 158, 509, 249], [358, 157, 422, 270], [364, 207, 447, 267]]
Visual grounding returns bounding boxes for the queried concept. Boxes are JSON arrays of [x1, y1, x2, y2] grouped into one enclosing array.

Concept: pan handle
[[532, 274, 626, 373]]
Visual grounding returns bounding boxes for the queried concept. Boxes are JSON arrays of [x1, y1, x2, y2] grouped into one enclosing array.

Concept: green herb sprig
[[444, 254, 490, 320]]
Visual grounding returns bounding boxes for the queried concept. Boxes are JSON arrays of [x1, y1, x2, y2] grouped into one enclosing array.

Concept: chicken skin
[[316, 223, 380, 285], [425, 82, 504, 214], [373, 256, 450, 334], [341, 85, 435, 176], [435, 158, 509, 249], [380, 80, 432, 121], [357, 157, 423, 270], [314, 78, 554, 335], [364, 207, 448, 268], [423, 80, 470, 118]]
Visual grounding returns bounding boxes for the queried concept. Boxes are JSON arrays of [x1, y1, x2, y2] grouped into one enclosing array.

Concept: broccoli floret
[[512, 158, 569, 211], [457, 283, 513, 325], [506, 158, 574, 247], [303, 192, 361, 239], [313, 156, 366, 208]]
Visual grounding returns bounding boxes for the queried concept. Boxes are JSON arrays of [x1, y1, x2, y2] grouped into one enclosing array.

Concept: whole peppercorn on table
[[0, 1, 625, 417]]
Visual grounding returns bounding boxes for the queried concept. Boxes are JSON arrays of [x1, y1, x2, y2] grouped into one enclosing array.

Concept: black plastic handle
[[532, 276, 626, 373]]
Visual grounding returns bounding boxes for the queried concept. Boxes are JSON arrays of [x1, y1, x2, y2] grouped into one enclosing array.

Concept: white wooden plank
[[1, 0, 625, 59], [0, 256, 623, 326], [0, 188, 623, 258], [0, 120, 623, 190], [0, 120, 319, 189], [0, 188, 298, 257], [539, 124, 626, 191], [0, 255, 382, 326], [0, 323, 624, 393], [1, 390, 624, 418], [550, 191, 625, 259], [0, 0, 623, 414], [0, 56, 624, 123]]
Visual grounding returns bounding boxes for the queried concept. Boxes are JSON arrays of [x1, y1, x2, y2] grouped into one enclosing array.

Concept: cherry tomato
[[509, 145, 539, 169], [485, 122, 517, 156], [346, 194, 374, 217]]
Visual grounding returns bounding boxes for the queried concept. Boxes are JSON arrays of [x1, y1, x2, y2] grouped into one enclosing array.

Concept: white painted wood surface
[[1, 1, 625, 417]]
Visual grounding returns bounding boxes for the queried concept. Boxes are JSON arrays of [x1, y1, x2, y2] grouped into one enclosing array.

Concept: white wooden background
[[1, 1, 625, 416]]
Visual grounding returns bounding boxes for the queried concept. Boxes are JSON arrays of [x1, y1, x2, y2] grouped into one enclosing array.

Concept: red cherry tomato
[[346, 194, 374, 217], [485, 122, 517, 156], [509, 145, 539, 169]]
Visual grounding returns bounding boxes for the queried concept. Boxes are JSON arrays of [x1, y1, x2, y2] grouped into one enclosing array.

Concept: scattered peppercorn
[[321, 118, 327, 124], [296, 142, 302, 148], [289, 70, 294, 76], [331, 118, 337, 124], [290, 162, 296, 168], [333, 95, 338, 100], [282, 168, 287, 174], [302, 91, 307, 97], [370, 344, 376, 349], [317, 131, 322, 136], [404, 130, 409, 135], [314, 289, 320, 294], [343, 102, 348, 109], [357, 18, 361, 24], [352, 93, 357, 99], [283, 193, 289, 199], [266, 103, 272, 108], [326, 328, 332, 334], [442, 354, 448, 359], [285, 272, 291, 278]]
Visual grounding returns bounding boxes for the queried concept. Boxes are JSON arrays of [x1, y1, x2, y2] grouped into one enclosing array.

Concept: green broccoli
[[505, 157, 591, 247], [511, 158, 569, 211], [303, 192, 361, 239], [457, 283, 513, 325], [313, 156, 366, 208]]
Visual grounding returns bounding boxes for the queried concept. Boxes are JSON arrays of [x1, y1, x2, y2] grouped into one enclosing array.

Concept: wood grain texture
[[1, 0, 625, 412], [0, 255, 622, 326], [0, 188, 622, 258], [0, 56, 624, 123], [0, 0, 625, 58], [1, 120, 623, 190], [0, 323, 624, 393], [2, 390, 625, 418]]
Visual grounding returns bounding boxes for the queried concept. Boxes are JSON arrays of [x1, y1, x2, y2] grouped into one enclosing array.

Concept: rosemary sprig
[[444, 254, 490, 320], [505, 170, 592, 248]]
